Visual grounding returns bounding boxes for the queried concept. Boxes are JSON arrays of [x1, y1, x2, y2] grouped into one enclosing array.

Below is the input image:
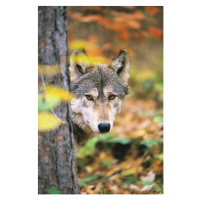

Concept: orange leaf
[[117, 31, 130, 41], [145, 6, 160, 15], [80, 15, 100, 23], [88, 34, 98, 41], [102, 43, 112, 50], [67, 12, 83, 20], [131, 10, 146, 20], [96, 16, 110, 27], [133, 32, 149, 41], [110, 23, 127, 32], [149, 26, 163, 40], [86, 46, 101, 57], [133, 32, 145, 41], [126, 20, 141, 29]]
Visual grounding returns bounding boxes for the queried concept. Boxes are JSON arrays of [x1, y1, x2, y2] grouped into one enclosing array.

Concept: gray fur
[[69, 49, 130, 152], [71, 65, 129, 100]]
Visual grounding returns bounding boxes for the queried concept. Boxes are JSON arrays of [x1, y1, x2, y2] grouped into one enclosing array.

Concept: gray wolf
[[69, 49, 130, 153]]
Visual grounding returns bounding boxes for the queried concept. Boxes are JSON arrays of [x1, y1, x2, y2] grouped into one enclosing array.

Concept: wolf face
[[69, 49, 130, 148]]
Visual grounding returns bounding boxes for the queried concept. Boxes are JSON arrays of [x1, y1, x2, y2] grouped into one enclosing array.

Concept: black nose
[[98, 123, 110, 133]]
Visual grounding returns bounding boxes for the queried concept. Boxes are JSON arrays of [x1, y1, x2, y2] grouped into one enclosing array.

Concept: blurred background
[[67, 6, 163, 194]]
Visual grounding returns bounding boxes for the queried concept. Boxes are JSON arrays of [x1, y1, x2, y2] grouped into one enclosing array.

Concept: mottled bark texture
[[38, 6, 79, 194]]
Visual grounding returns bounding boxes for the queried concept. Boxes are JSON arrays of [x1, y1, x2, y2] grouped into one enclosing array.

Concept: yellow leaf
[[89, 56, 108, 64], [45, 85, 73, 102], [38, 112, 61, 131], [38, 93, 60, 111], [69, 40, 88, 50], [71, 54, 108, 65], [71, 54, 90, 65], [120, 167, 137, 176], [38, 64, 61, 76]]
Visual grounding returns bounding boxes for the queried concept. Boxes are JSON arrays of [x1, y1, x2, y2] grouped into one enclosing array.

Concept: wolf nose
[[98, 123, 110, 133]]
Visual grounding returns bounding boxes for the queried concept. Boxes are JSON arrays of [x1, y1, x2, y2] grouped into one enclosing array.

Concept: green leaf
[[154, 153, 163, 161], [155, 82, 163, 92], [78, 179, 87, 187], [99, 189, 104, 194], [82, 174, 98, 182], [38, 112, 61, 131], [45, 188, 59, 194], [77, 160, 86, 168], [107, 137, 131, 145], [108, 190, 112, 194], [154, 184, 161, 192], [123, 176, 136, 186], [142, 80, 153, 89], [140, 139, 161, 148], [140, 180, 153, 186], [159, 179, 163, 187], [97, 132, 114, 141], [101, 160, 112, 167], [38, 93, 60, 111], [76, 137, 98, 158], [153, 116, 163, 123]]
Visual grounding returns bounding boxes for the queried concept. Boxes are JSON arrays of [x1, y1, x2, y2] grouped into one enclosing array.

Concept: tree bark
[[38, 6, 79, 194]]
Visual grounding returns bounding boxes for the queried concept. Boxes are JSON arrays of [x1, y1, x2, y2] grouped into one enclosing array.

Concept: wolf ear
[[110, 49, 130, 83], [69, 49, 91, 82]]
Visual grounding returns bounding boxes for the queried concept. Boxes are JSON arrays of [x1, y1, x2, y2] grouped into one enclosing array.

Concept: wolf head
[[70, 49, 130, 134]]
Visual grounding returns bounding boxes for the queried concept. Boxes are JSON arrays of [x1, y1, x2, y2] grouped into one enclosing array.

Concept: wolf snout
[[98, 123, 110, 133]]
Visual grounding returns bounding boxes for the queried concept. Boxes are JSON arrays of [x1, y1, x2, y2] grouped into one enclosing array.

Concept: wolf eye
[[85, 95, 93, 101], [108, 94, 116, 100]]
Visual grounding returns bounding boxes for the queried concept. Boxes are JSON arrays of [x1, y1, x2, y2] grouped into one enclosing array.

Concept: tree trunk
[[38, 6, 79, 194]]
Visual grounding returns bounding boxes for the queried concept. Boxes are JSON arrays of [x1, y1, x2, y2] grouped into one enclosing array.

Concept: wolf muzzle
[[98, 123, 110, 133]]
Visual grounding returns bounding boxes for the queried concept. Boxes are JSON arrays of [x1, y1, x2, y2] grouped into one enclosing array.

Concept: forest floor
[[76, 97, 163, 194]]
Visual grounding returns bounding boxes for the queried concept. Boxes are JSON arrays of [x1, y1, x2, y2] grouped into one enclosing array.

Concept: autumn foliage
[[67, 6, 163, 194], [67, 6, 163, 60]]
